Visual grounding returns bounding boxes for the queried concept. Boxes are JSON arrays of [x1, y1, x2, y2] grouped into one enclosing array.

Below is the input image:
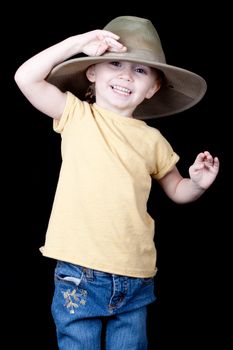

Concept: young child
[[14, 15, 219, 350]]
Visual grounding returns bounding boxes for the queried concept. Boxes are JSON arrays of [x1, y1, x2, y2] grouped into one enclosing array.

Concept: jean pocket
[[53, 262, 88, 315], [54, 261, 84, 287]]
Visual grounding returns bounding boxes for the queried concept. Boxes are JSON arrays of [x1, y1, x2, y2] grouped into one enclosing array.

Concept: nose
[[119, 67, 133, 81]]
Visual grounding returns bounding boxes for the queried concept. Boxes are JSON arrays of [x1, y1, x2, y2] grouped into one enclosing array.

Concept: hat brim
[[46, 54, 207, 119]]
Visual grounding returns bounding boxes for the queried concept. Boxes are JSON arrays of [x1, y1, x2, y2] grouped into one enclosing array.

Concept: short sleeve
[[53, 92, 83, 134], [151, 131, 180, 180]]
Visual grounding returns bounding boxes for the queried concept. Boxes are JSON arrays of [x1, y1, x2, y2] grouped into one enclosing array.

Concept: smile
[[111, 85, 132, 95]]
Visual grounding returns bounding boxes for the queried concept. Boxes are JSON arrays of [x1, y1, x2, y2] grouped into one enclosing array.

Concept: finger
[[96, 31, 120, 42], [204, 154, 219, 168], [192, 163, 204, 172], [108, 46, 127, 53], [95, 33, 126, 53], [195, 152, 205, 164], [203, 151, 210, 157], [104, 37, 126, 50], [100, 30, 120, 40], [95, 42, 108, 56], [204, 154, 214, 166], [212, 157, 220, 169]]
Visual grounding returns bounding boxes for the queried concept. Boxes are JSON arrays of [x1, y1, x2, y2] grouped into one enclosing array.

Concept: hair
[[153, 68, 166, 88], [85, 83, 96, 104], [84, 68, 166, 104]]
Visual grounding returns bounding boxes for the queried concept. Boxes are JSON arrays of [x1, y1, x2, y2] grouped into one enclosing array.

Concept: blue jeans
[[51, 261, 156, 349]]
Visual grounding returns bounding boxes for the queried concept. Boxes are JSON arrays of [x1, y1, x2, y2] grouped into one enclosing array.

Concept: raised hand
[[189, 151, 220, 189], [80, 30, 127, 56]]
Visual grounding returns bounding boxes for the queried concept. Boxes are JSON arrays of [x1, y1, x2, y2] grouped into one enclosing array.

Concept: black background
[[4, 2, 229, 349]]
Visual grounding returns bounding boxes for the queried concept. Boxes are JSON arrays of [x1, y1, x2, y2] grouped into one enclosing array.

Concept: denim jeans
[[51, 260, 156, 349]]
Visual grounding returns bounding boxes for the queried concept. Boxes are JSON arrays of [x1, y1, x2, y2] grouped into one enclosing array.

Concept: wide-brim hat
[[47, 16, 207, 119]]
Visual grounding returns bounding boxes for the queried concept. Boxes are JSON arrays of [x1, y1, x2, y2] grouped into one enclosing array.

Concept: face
[[86, 61, 161, 117]]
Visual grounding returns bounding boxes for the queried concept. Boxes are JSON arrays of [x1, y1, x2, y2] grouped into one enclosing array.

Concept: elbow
[[14, 67, 33, 96], [168, 192, 202, 205], [168, 196, 188, 205], [14, 64, 32, 90], [14, 68, 25, 88]]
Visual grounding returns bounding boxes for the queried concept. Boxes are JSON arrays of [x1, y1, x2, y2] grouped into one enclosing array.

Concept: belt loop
[[83, 267, 94, 280]]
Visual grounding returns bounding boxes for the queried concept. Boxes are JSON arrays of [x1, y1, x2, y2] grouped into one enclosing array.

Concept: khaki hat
[[47, 16, 207, 119]]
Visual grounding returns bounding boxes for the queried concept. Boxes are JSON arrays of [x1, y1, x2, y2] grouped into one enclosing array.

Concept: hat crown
[[103, 16, 166, 63]]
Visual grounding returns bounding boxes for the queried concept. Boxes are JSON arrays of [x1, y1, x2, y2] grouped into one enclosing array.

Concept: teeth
[[112, 85, 131, 94]]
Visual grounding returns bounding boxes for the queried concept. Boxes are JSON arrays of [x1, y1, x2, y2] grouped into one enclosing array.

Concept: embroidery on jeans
[[62, 288, 87, 314]]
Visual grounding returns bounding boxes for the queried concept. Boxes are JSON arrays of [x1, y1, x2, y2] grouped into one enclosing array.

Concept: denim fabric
[[51, 260, 156, 349]]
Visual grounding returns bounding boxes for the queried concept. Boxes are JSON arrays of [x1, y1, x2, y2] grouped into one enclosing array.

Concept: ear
[[86, 65, 96, 82], [145, 82, 161, 99]]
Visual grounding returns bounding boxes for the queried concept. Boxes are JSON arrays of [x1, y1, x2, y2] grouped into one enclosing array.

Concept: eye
[[109, 61, 121, 67], [135, 67, 147, 74]]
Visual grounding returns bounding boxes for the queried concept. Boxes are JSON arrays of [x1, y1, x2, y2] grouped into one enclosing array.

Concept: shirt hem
[[40, 248, 157, 278]]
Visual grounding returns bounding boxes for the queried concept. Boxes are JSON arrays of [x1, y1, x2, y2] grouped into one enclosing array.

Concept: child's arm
[[158, 151, 220, 203], [14, 30, 126, 119]]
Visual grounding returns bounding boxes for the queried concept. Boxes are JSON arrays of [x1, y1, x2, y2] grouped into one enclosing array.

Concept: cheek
[[146, 81, 160, 98]]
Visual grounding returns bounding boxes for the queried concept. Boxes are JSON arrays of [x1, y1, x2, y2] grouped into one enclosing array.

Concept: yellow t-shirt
[[40, 92, 179, 277]]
